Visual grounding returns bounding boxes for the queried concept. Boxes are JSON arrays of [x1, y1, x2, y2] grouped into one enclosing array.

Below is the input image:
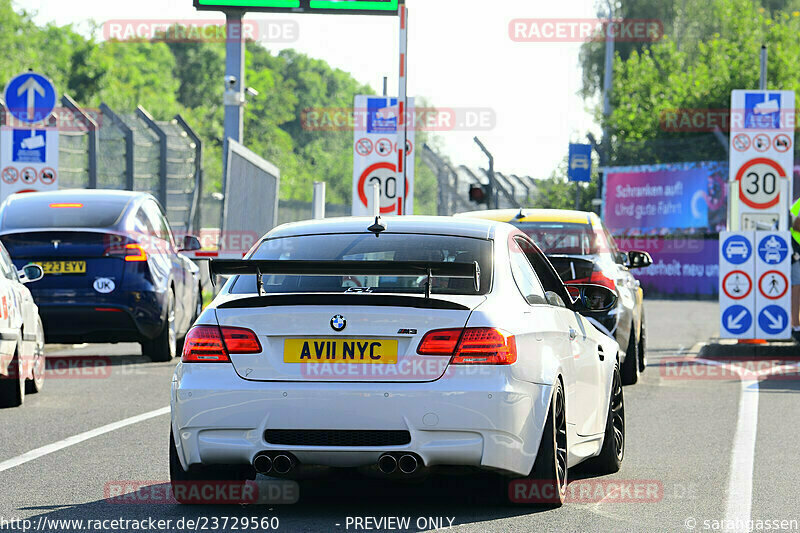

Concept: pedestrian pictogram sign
[[758, 270, 788, 300]]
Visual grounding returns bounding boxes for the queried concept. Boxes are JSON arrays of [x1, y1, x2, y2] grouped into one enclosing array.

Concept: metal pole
[[136, 105, 168, 208], [397, 1, 408, 215], [99, 103, 134, 190], [382, 77, 388, 97], [371, 182, 381, 217], [575, 182, 580, 210], [223, 9, 246, 197], [599, 0, 615, 203], [62, 94, 98, 189], [312, 181, 326, 219], [473, 137, 497, 209], [759, 45, 767, 90], [174, 114, 203, 232]]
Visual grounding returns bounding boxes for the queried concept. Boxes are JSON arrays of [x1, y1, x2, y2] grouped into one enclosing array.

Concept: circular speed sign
[[735, 157, 785, 209], [357, 161, 409, 215]]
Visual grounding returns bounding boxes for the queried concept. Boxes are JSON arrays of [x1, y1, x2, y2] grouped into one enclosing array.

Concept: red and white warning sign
[[1, 167, 18, 184], [732, 133, 750, 152], [39, 167, 56, 185], [728, 90, 794, 231], [355, 138, 373, 157], [0, 127, 60, 201], [375, 138, 393, 157], [735, 157, 784, 209], [758, 269, 788, 299], [352, 95, 415, 216], [722, 270, 752, 300]]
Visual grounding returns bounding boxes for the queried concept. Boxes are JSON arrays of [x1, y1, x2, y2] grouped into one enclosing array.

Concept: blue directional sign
[[722, 234, 752, 265], [758, 305, 788, 335], [722, 305, 752, 336], [568, 143, 592, 182], [757, 234, 788, 264], [3, 72, 57, 124], [744, 92, 782, 129]]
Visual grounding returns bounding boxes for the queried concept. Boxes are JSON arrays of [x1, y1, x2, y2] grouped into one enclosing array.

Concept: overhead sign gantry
[[194, 0, 399, 15]]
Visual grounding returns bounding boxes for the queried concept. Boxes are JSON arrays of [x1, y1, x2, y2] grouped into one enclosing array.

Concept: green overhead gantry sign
[[193, 0, 399, 15]]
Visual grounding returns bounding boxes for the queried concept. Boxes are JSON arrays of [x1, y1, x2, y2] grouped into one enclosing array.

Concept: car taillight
[[221, 326, 262, 354], [417, 329, 462, 355], [417, 327, 517, 365], [105, 243, 148, 262], [181, 325, 261, 363]]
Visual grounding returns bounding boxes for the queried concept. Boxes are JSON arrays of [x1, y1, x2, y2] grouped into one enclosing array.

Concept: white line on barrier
[[0, 406, 170, 473]]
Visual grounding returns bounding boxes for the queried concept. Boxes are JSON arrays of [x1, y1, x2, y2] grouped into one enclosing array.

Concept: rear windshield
[[0, 197, 129, 230], [513, 221, 606, 255], [230, 233, 493, 295]]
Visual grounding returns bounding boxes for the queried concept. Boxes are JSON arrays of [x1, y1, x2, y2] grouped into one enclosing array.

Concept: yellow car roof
[[456, 208, 597, 226]]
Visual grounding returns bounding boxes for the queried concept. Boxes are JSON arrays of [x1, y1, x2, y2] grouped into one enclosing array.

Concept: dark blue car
[[0, 190, 202, 362]]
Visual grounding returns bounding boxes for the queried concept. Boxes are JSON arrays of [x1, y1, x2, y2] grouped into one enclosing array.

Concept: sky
[[20, 0, 601, 179]]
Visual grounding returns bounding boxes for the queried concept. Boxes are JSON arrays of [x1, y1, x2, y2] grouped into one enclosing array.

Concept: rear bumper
[[171, 363, 552, 477], [39, 293, 164, 343]]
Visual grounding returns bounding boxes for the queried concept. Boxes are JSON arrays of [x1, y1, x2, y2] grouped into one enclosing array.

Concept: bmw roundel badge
[[330, 314, 346, 331]]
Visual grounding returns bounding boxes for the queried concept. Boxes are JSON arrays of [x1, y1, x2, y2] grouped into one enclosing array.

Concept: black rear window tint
[[1, 197, 130, 230], [230, 233, 492, 296]]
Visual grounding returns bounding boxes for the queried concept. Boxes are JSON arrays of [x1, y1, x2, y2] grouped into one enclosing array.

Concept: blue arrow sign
[[568, 143, 592, 182], [4, 72, 57, 124], [757, 234, 788, 265], [721, 305, 752, 336], [758, 305, 788, 335], [722, 235, 752, 265]]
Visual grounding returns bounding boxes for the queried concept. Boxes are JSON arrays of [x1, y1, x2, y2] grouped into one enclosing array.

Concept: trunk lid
[[215, 293, 484, 382]]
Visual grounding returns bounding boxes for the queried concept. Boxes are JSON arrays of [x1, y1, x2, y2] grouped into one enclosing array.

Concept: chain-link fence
[[51, 98, 202, 232]]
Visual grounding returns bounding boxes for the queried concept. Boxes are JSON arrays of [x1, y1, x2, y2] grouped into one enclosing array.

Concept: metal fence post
[[174, 114, 203, 232], [62, 94, 98, 188], [136, 106, 168, 208], [99, 103, 135, 190]]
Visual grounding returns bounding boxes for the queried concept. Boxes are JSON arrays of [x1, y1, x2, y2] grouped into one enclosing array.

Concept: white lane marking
[[693, 358, 800, 533], [0, 406, 170, 473]]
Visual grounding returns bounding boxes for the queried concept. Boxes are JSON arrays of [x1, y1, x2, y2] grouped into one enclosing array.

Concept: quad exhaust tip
[[272, 454, 295, 474], [378, 454, 398, 474], [398, 454, 418, 474], [253, 454, 272, 474]]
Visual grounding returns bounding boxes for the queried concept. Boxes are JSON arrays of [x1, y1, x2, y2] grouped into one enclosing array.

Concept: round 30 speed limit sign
[[735, 157, 785, 209], [357, 162, 409, 215]]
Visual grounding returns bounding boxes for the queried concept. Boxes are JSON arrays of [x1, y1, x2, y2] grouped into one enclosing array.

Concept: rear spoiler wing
[[209, 259, 480, 298]]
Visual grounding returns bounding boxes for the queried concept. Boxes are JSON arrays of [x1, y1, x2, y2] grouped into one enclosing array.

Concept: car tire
[[620, 324, 639, 385], [25, 318, 46, 394], [0, 350, 25, 408], [513, 379, 567, 507], [169, 430, 255, 504], [143, 290, 177, 363], [584, 361, 624, 474]]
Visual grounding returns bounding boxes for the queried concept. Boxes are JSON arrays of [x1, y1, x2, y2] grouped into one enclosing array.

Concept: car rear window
[[230, 233, 493, 295], [513, 221, 607, 255], [0, 197, 129, 230]]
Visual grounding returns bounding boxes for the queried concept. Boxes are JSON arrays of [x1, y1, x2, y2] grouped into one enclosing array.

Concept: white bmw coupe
[[170, 216, 624, 506]]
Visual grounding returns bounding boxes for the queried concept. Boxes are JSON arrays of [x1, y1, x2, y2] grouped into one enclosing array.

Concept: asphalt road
[[1, 299, 797, 533]]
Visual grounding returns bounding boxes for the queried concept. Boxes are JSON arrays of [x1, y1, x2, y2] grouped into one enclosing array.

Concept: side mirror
[[570, 284, 618, 314], [626, 250, 653, 269], [545, 290, 566, 308], [18, 263, 44, 284], [180, 235, 202, 252]]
